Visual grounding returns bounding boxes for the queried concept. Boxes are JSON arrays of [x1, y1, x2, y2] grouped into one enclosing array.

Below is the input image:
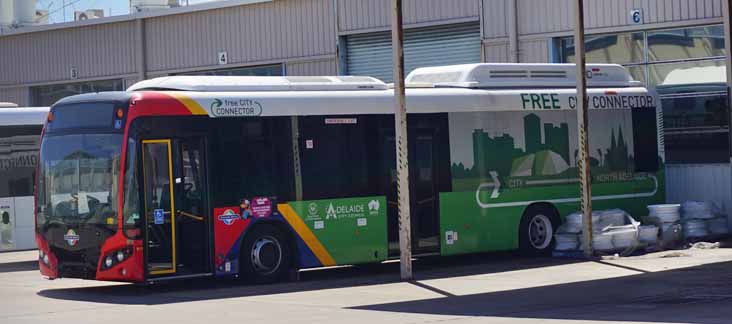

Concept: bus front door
[[142, 139, 177, 276]]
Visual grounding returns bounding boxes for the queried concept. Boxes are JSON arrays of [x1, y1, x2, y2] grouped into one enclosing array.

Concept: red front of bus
[[35, 94, 145, 282]]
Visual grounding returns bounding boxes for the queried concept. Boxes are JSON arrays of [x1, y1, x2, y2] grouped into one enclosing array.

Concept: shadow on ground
[[351, 259, 732, 324], [37, 251, 577, 305], [0, 260, 37, 273], [36, 248, 732, 324]]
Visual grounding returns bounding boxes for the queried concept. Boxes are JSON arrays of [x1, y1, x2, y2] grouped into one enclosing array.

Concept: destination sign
[[520, 93, 655, 110]]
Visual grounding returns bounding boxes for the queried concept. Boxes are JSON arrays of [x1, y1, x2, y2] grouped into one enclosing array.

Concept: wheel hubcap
[[529, 214, 553, 249], [251, 236, 282, 275]]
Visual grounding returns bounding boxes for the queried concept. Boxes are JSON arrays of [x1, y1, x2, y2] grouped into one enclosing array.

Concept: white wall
[[666, 163, 732, 230]]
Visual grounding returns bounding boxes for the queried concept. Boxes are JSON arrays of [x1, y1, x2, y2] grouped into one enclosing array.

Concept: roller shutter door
[[345, 22, 481, 82]]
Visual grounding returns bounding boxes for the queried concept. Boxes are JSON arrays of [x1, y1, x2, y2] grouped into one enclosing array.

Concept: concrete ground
[[1, 244, 731, 324]]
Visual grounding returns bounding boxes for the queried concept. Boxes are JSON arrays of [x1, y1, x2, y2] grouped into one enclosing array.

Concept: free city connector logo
[[210, 98, 263, 117], [64, 229, 80, 246], [217, 209, 240, 226]]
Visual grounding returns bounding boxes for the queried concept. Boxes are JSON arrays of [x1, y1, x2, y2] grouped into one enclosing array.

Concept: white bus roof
[[129, 63, 641, 94], [139, 86, 653, 118], [126, 63, 653, 117], [128, 75, 388, 92], [660, 65, 726, 86], [0, 107, 49, 126]]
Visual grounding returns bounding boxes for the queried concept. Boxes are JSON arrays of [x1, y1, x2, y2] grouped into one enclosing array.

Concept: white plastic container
[[648, 204, 681, 223], [583, 232, 614, 251], [683, 219, 709, 238], [566, 212, 600, 227], [639, 225, 659, 244], [681, 201, 715, 220], [555, 233, 579, 251], [596, 209, 627, 230]]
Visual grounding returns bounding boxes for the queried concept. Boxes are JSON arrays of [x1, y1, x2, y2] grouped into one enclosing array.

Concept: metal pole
[[391, 0, 413, 280], [573, 0, 593, 257], [723, 1, 732, 215]]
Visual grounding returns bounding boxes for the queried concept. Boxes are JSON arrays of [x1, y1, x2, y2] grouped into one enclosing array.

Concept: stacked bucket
[[680, 201, 729, 238], [647, 204, 683, 247]]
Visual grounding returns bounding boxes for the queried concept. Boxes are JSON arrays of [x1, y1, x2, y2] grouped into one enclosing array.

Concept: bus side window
[[632, 107, 660, 172]]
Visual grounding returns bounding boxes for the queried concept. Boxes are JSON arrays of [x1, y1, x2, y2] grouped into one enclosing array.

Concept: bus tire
[[239, 224, 292, 284], [519, 204, 559, 255]]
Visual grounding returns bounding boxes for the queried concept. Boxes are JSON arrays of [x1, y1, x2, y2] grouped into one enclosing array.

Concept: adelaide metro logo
[[64, 229, 80, 246], [217, 209, 239, 225]]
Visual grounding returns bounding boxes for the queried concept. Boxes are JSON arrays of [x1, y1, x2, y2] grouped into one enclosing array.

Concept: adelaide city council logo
[[308, 202, 318, 217], [64, 229, 80, 246], [218, 209, 240, 226]]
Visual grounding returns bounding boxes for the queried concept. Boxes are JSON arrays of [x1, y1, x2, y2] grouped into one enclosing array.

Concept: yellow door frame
[[142, 139, 177, 275]]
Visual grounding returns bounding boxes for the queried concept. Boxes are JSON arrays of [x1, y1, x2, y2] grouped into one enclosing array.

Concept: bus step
[[146, 272, 213, 283]]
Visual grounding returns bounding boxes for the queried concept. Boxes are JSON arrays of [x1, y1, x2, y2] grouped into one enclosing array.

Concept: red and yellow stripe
[[165, 92, 208, 115]]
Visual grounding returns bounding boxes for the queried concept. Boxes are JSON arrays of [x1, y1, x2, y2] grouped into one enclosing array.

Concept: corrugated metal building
[[0, 0, 730, 220], [1, 0, 726, 104]]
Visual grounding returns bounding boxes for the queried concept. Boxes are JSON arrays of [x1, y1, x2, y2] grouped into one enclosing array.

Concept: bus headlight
[[43, 254, 49, 265], [101, 247, 133, 270]]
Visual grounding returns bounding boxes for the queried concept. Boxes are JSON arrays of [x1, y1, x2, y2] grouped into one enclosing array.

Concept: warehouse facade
[[0, 1, 729, 176], [0, 0, 730, 217], [1, 0, 723, 101]]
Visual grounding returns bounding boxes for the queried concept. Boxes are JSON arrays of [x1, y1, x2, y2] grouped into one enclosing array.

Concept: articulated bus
[[1, 107, 49, 252], [35, 64, 663, 283]]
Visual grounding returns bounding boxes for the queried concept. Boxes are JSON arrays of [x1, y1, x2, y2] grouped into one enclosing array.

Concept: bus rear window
[[47, 103, 117, 131]]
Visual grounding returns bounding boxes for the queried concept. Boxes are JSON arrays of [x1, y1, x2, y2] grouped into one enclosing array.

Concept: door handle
[[177, 210, 204, 221]]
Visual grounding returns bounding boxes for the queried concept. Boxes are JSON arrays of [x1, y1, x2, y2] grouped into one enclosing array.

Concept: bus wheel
[[240, 224, 292, 283], [519, 205, 559, 255]]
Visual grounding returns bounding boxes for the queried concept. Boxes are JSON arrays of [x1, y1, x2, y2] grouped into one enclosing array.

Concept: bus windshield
[[37, 133, 122, 230]]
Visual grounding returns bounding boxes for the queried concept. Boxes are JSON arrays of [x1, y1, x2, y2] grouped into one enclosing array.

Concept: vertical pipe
[[508, 0, 519, 63], [391, 0, 412, 281], [478, 0, 485, 62], [333, 0, 345, 75], [573, 0, 593, 257], [136, 18, 147, 81], [723, 0, 732, 223], [291, 116, 303, 201]]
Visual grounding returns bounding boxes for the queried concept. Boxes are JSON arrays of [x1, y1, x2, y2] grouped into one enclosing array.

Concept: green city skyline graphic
[[451, 113, 632, 181]]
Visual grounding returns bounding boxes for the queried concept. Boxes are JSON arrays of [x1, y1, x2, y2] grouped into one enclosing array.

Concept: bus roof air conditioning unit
[[74, 9, 104, 21], [130, 0, 179, 12], [405, 63, 642, 89]]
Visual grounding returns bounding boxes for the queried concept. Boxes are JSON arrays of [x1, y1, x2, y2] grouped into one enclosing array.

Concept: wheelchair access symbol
[[154, 209, 164, 225]]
